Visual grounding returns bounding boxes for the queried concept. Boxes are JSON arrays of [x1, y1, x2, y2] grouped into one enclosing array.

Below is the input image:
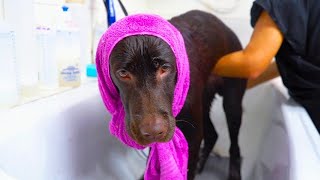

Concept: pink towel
[[96, 14, 190, 180]]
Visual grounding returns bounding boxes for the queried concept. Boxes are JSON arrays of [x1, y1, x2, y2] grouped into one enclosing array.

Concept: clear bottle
[[0, 24, 20, 108], [35, 26, 58, 89]]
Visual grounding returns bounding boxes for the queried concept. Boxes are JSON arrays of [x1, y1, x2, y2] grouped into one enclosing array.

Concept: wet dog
[[109, 10, 247, 180]]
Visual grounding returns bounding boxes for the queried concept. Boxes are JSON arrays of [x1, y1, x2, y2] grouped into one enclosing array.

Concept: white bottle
[[56, 5, 81, 88]]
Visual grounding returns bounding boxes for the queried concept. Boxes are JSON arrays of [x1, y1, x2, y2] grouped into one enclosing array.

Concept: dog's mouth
[[128, 117, 176, 146]]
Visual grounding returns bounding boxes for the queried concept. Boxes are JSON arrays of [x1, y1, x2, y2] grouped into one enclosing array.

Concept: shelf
[[3, 78, 97, 109]]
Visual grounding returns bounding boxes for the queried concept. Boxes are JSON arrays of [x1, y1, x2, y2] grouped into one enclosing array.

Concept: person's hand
[[246, 60, 280, 89]]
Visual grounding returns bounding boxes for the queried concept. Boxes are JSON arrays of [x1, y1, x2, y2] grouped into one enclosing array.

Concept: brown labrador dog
[[109, 10, 246, 180]]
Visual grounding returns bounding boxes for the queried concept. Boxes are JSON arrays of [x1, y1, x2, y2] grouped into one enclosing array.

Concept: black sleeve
[[250, 0, 308, 54]]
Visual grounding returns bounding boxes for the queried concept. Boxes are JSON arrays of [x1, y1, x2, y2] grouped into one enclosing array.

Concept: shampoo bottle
[[56, 5, 81, 88]]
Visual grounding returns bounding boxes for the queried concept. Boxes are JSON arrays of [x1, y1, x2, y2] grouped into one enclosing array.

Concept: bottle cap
[[86, 64, 97, 77], [62, 6, 69, 12]]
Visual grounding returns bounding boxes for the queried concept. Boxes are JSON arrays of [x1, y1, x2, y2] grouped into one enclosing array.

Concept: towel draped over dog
[[96, 14, 190, 180]]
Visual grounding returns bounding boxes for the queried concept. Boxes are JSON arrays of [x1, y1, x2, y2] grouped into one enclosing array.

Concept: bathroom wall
[[144, 0, 253, 19]]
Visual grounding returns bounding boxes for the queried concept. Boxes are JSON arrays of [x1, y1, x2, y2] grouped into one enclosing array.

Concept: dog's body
[[109, 10, 246, 180]]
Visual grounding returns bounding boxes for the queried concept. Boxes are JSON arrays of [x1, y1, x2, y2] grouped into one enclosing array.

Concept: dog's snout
[[139, 119, 167, 142]]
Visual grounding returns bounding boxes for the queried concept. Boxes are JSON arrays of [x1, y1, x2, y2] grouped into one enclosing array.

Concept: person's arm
[[213, 11, 284, 79], [246, 60, 280, 89]]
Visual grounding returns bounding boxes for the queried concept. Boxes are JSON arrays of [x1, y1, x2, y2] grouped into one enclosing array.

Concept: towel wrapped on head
[[96, 14, 190, 180]]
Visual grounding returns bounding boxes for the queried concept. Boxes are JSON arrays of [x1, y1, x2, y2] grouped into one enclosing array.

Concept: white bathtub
[[1, 78, 319, 180]]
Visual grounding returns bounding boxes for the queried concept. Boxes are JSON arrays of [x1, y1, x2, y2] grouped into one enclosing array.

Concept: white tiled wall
[[119, 0, 254, 19]]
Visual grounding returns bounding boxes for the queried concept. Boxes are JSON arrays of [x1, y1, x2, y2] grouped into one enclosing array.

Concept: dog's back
[[170, 10, 242, 78]]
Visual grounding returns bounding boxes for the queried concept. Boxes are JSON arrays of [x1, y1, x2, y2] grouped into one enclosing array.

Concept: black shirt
[[251, 0, 320, 105]]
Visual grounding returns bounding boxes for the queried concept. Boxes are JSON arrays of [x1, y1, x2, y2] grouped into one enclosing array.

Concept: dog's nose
[[140, 120, 167, 142]]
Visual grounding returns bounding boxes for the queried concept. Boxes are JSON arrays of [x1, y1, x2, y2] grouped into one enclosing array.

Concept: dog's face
[[110, 35, 177, 146]]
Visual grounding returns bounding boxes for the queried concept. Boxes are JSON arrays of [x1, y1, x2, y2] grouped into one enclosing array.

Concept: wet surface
[[195, 155, 230, 180]]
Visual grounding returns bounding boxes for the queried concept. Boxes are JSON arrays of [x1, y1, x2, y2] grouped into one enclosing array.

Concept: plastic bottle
[[56, 5, 81, 88], [35, 26, 58, 89], [4, 0, 38, 88], [0, 24, 20, 107]]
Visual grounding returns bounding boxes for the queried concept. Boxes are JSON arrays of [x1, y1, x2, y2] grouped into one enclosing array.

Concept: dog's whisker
[[176, 119, 195, 128]]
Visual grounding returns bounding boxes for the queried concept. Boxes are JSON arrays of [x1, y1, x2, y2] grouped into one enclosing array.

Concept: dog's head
[[109, 35, 177, 146]]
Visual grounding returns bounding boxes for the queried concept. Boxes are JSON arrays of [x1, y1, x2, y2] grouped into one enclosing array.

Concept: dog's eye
[[152, 59, 160, 68], [161, 63, 171, 70], [117, 69, 130, 79], [159, 63, 171, 75]]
